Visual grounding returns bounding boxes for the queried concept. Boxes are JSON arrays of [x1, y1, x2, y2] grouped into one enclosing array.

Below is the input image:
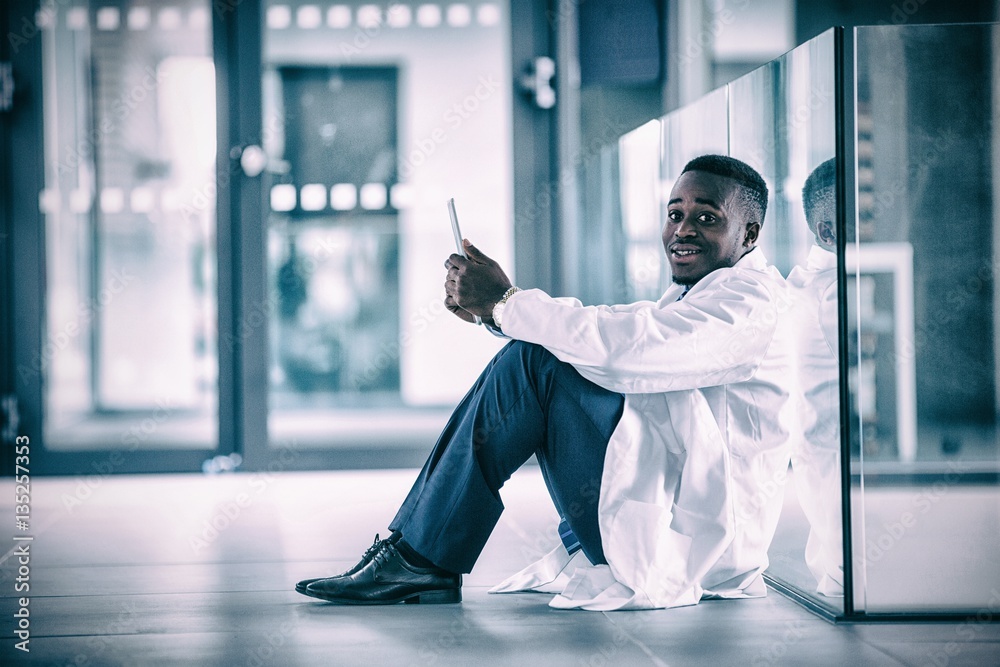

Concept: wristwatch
[[491, 286, 520, 331]]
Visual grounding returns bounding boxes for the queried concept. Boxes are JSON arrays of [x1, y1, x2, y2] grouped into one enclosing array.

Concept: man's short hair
[[681, 155, 768, 228], [802, 158, 837, 234]]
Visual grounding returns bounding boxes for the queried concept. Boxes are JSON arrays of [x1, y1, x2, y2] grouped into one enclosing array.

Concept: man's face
[[662, 170, 759, 286]]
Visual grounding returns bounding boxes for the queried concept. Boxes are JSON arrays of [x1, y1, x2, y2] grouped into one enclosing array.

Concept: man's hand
[[444, 240, 513, 324]]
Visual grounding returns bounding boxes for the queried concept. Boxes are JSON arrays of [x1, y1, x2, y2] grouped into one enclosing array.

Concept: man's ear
[[817, 220, 836, 247], [743, 221, 760, 246]]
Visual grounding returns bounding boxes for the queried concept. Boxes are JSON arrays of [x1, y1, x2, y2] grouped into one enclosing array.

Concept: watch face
[[492, 301, 505, 328]]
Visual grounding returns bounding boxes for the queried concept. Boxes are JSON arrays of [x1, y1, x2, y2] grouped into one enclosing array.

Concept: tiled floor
[[1, 469, 999, 666]]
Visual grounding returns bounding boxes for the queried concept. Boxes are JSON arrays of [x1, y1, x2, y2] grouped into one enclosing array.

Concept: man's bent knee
[[506, 341, 558, 370]]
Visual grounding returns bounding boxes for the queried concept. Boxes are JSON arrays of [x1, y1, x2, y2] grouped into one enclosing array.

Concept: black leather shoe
[[295, 533, 397, 598], [304, 540, 461, 605]]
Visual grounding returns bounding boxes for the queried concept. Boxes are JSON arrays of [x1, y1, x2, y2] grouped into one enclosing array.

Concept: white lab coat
[[786, 245, 844, 596], [490, 248, 796, 610]]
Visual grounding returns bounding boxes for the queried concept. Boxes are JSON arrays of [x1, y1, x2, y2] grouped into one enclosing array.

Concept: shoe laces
[[332, 533, 392, 577], [371, 540, 399, 570], [362, 533, 388, 562]]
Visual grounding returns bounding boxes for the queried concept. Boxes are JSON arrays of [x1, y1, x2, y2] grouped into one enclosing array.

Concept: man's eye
[[697, 213, 716, 224], [667, 210, 682, 221]]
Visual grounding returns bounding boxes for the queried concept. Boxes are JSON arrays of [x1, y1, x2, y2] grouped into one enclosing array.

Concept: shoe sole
[[309, 588, 462, 605]]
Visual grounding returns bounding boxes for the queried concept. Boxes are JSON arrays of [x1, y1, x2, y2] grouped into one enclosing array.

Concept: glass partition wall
[[729, 29, 842, 617], [848, 23, 1000, 617], [592, 24, 1000, 620], [610, 28, 842, 617]]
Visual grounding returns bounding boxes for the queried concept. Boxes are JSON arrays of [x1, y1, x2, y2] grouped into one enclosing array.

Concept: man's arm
[[501, 271, 782, 394], [439, 240, 778, 394], [443, 240, 660, 324]]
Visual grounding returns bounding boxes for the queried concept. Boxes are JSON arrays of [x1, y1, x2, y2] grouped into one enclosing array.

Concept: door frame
[[214, 0, 268, 472]]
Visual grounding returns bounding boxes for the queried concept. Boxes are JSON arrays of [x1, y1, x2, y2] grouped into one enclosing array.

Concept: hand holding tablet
[[447, 198, 482, 325]]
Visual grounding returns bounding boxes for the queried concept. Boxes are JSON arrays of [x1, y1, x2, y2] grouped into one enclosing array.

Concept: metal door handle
[[231, 144, 267, 178], [519, 57, 556, 109]]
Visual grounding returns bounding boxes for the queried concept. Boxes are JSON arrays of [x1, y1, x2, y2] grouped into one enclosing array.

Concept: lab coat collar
[[662, 246, 770, 303], [734, 245, 767, 270], [805, 244, 837, 271]]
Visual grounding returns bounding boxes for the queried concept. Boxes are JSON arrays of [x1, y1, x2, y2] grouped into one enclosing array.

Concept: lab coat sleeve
[[526, 295, 660, 314], [500, 271, 780, 394]]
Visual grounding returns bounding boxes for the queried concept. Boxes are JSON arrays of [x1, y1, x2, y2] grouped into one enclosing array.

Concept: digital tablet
[[447, 198, 481, 325]]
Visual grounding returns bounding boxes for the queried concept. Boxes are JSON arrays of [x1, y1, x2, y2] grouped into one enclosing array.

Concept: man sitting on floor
[[295, 154, 795, 610]]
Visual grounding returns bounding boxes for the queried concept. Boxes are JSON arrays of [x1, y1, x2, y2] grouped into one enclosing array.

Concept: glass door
[[6, 0, 532, 474], [8, 0, 229, 473], [257, 1, 516, 464], [44, 0, 218, 449], [7, 0, 530, 473]]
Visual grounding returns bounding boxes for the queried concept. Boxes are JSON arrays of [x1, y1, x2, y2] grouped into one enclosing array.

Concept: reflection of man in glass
[[787, 158, 843, 596], [296, 155, 795, 610], [802, 159, 837, 253]]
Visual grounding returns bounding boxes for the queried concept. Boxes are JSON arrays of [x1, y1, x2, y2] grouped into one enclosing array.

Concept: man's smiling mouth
[[670, 245, 703, 258]]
